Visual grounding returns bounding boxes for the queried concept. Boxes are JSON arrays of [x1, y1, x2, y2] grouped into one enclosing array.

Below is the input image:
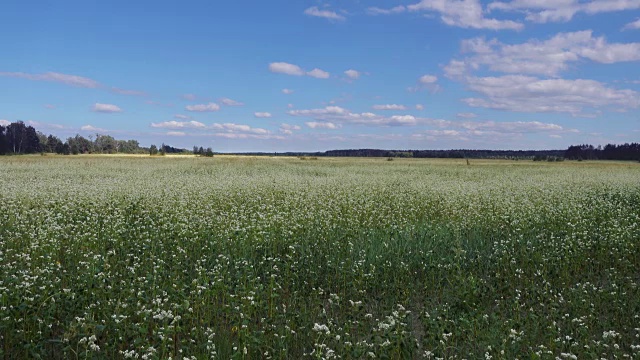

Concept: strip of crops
[[1, 156, 639, 359]]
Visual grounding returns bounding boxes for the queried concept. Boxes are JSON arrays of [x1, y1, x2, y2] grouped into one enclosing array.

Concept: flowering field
[[1, 156, 639, 359]]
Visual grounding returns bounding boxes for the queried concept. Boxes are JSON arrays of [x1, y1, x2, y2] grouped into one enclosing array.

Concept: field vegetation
[[1, 156, 639, 359]]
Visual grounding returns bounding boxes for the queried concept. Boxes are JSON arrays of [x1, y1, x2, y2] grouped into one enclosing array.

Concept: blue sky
[[1, 0, 639, 152]]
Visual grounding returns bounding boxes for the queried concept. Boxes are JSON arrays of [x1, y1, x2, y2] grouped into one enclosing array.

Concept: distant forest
[[1, 120, 638, 161]]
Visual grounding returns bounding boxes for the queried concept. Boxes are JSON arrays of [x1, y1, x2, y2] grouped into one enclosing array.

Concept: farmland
[[0, 156, 639, 359]]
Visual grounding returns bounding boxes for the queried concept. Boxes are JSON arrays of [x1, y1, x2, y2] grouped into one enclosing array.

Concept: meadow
[[0, 155, 639, 359]]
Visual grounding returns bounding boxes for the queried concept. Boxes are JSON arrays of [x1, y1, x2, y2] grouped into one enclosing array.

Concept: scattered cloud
[[457, 112, 477, 118], [166, 131, 186, 136], [111, 87, 146, 96], [269, 62, 305, 76], [174, 114, 190, 120], [185, 103, 220, 112], [269, 62, 330, 79], [307, 68, 331, 79], [81, 125, 108, 132], [282, 88, 294, 94], [254, 112, 272, 118], [303, 6, 346, 21], [212, 123, 270, 135], [419, 74, 438, 84], [306, 121, 341, 129], [488, 0, 640, 23], [416, 104, 425, 110], [0, 71, 100, 88], [26, 120, 65, 129], [151, 120, 206, 129], [623, 18, 640, 30], [279, 123, 302, 135], [451, 31, 640, 77], [462, 75, 640, 115], [289, 106, 448, 127], [0, 119, 11, 126], [372, 0, 524, 30], [220, 98, 244, 106], [182, 93, 198, 101], [92, 103, 122, 113], [373, 104, 407, 110], [344, 69, 361, 79]]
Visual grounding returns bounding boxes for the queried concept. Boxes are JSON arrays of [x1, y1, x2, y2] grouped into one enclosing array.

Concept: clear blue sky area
[[1, 0, 639, 151]]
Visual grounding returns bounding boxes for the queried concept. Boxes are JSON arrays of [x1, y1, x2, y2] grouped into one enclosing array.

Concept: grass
[[0, 156, 639, 359]]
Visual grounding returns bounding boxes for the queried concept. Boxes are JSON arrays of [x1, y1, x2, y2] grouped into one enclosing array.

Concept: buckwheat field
[[1, 156, 639, 359]]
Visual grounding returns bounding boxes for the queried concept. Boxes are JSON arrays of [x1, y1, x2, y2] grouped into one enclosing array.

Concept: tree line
[[564, 143, 640, 161], [0, 121, 212, 156]]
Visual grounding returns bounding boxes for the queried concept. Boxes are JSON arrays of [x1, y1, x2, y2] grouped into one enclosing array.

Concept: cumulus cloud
[[344, 69, 361, 79], [452, 31, 640, 77], [306, 121, 341, 129], [81, 125, 108, 132], [367, 5, 407, 15], [151, 120, 206, 129], [419, 74, 438, 84], [307, 68, 331, 79], [462, 75, 640, 115], [288, 106, 448, 127], [254, 112, 272, 118], [304, 6, 346, 21], [92, 103, 122, 113], [185, 103, 220, 112], [0, 119, 11, 126], [488, 0, 640, 23], [269, 62, 305, 76], [269, 62, 330, 79], [220, 98, 244, 106], [212, 123, 270, 135], [373, 104, 407, 110], [397, 0, 524, 30], [279, 123, 302, 135], [282, 88, 295, 94], [623, 18, 640, 30]]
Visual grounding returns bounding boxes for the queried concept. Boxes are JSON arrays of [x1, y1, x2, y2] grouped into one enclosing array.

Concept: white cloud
[[367, 6, 407, 15], [462, 75, 640, 114], [288, 106, 449, 127], [373, 104, 407, 110], [166, 131, 186, 136], [419, 74, 438, 84], [0, 71, 100, 88], [306, 121, 341, 129], [111, 87, 146, 96], [344, 69, 361, 79], [81, 125, 108, 132], [185, 103, 220, 112], [624, 18, 640, 30], [488, 0, 640, 23], [279, 123, 302, 135], [254, 112, 272, 118], [92, 103, 122, 113], [182, 93, 198, 101], [269, 62, 305, 76], [406, 0, 524, 30], [457, 112, 477, 118], [416, 104, 425, 110], [307, 68, 330, 79], [304, 6, 346, 21], [151, 120, 206, 129], [174, 114, 190, 119], [0, 119, 11, 126], [451, 31, 640, 77], [26, 120, 64, 129], [549, 134, 562, 138], [282, 88, 295, 94], [212, 123, 270, 135], [220, 98, 244, 106]]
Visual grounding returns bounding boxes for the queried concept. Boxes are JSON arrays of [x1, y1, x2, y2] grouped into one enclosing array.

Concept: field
[[1, 156, 639, 359]]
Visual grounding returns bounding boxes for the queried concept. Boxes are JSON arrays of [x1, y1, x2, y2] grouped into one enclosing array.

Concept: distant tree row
[[0, 121, 212, 156], [565, 143, 640, 161]]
